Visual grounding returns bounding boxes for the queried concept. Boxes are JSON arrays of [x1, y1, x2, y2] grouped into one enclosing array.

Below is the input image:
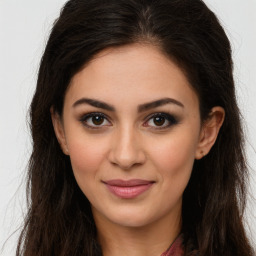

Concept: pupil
[[154, 116, 165, 126], [92, 116, 104, 125]]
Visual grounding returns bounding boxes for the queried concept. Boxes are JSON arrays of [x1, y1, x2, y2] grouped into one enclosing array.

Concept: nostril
[[108, 147, 146, 170], [107, 130, 146, 169]]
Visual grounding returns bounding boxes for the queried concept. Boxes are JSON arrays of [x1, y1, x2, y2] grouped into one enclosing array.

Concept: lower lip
[[105, 183, 153, 199]]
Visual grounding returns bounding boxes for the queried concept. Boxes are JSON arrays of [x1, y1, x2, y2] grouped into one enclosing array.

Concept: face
[[52, 44, 219, 229]]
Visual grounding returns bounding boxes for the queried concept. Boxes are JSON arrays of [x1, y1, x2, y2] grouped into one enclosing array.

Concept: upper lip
[[103, 179, 155, 187]]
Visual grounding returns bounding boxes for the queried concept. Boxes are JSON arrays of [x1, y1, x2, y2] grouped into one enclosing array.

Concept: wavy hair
[[17, 0, 254, 255]]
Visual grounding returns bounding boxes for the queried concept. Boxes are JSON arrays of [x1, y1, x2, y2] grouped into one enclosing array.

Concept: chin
[[103, 206, 162, 228], [111, 215, 154, 228]]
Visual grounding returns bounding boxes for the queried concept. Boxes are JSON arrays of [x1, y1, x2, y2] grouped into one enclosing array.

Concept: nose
[[108, 125, 146, 170]]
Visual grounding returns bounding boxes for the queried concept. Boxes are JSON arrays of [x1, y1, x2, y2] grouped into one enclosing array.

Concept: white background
[[0, 0, 255, 255]]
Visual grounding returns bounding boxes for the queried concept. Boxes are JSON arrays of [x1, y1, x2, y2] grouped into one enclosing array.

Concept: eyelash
[[79, 112, 179, 130], [143, 112, 178, 129], [79, 112, 111, 129]]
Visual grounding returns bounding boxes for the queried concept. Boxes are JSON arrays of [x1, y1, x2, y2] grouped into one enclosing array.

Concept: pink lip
[[103, 179, 154, 199]]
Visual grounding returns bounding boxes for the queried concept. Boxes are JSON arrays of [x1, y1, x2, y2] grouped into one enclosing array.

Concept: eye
[[80, 113, 111, 128], [143, 113, 178, 129]]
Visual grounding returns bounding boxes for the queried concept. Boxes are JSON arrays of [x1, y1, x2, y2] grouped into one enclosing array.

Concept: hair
[[17, 0, 254, 255]]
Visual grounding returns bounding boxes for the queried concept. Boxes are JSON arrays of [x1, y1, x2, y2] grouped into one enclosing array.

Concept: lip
[[103, 179, 155, 199]]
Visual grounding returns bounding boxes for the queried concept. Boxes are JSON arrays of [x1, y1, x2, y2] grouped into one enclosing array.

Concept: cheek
[[148, 131, 198, 181], [67, 135, 109, 182]]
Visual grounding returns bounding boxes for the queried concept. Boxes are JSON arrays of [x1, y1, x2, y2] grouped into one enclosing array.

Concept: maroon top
[[160, 235, 184, 256]]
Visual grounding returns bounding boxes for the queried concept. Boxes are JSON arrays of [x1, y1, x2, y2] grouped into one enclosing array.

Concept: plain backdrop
[[0, 0, 255, 255]]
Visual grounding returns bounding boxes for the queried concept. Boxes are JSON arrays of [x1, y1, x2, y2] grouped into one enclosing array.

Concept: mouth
[[102, 179, 155, 199]]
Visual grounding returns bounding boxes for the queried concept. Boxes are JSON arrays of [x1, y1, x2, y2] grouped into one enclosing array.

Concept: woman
[[17, 0, 254, 255]]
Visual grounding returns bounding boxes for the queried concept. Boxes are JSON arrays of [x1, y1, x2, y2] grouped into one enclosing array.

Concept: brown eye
[[80, 113, 111, 128], [143, 113, 178, 129], [92, 115, 104, 125], [153, 116, 165, 126]]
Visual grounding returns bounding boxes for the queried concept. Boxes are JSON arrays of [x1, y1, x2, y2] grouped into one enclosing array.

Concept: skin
[[52, 44, 224, 256]]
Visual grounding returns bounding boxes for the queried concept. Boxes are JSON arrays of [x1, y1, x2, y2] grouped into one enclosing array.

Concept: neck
[[93, 208, 182, 256]]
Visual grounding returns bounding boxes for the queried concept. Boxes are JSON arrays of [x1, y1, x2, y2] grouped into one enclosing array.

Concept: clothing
[[160, 234, 184, 256]]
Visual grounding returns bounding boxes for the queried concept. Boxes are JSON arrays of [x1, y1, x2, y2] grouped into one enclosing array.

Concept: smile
[[103, 179, 155, 199]]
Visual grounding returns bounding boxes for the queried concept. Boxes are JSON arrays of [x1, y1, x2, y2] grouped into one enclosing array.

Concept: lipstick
[[103, 179, 154, 199]]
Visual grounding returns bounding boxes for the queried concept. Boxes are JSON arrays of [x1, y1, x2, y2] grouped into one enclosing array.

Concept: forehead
[[65, 44, 199, 112]]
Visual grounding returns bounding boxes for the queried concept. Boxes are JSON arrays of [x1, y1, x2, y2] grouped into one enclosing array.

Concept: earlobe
[[195, 106, 225, 160], [50, 107, 69, 155]]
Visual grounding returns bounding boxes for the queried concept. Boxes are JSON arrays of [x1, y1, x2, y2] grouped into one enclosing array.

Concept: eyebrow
[[138, 98, 184, 112], [73, 98, 115, 111], [72, 97, 184, 112]]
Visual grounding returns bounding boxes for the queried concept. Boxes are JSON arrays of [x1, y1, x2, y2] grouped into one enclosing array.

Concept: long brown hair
[[17, 0, 254, 255]]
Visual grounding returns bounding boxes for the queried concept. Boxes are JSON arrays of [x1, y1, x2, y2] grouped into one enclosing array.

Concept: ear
[[195, 106, 225, 159], [50, 107, 69, 155]]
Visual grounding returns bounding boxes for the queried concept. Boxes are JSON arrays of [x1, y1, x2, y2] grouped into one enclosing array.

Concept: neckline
[[160, 234, 183, 256]]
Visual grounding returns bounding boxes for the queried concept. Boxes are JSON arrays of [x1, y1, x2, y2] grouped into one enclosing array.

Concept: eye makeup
[[79, 112, 112, 129], [142, 112, 179, 130], [78, 111, 180, 131]]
